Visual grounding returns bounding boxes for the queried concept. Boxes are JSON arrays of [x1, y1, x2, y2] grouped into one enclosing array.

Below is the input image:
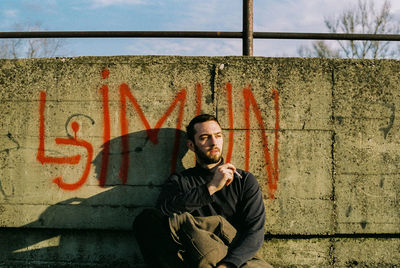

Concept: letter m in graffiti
[[118, 83, 187, 184]]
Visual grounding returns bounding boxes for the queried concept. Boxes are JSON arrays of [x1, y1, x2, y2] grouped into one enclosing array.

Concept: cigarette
[[234, 170, 242, 179]]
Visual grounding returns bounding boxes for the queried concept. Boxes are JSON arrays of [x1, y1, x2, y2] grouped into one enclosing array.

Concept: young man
[[133, 114, 271, 268]]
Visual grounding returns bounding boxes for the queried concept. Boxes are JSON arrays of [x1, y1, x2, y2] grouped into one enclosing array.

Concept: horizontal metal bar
[[1, 31, 400, 41], [0, 31, 242, 39], [253, 32, 400, 41]]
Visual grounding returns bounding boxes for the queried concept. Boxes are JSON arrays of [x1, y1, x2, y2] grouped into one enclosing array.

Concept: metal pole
[[243, 0, 253, 56]]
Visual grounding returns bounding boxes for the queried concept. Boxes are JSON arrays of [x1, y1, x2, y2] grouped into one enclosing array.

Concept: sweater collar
[[194, 158, 225, 176]]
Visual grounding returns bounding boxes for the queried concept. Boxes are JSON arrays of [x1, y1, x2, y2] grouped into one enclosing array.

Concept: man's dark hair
[[186, 114, 220, 142]]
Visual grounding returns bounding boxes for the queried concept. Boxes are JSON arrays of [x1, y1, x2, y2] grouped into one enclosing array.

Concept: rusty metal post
[[243, 0, 253, 56]]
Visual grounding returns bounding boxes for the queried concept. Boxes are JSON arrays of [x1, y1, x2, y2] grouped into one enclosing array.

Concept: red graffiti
[[37, 68, 280, 198], [225, 83, 235, 163], [37, 91, 94, 191], [98, 69, 111, 187], [243, 85, 279, 199], [192, 82, 203, 165], [196, 82, 202, 116], [119, 83, 186, 184]]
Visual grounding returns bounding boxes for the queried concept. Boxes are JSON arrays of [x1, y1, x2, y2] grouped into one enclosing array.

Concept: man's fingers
[[213, 163, 239, 189], [225, 178, 233, 186], [224, 163, 237, 172], [220, 167, 234, 178], [221, 166, 234, 186]]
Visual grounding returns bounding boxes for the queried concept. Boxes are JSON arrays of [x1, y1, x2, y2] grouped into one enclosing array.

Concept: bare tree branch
[[0, 22, 66, 59], [299, 0, 399, 59]]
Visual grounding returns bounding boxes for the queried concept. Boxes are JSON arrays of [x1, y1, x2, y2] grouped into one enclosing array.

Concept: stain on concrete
[[380, 177, 385, 188], [379, 103, 395, 139], [345, 206, 352, 218], [0, 180, 8, 198], [0, 133, 20, 154], [209, 64, 216, 104], [0, 133, 18, 198], [360, 221, 368, 229]]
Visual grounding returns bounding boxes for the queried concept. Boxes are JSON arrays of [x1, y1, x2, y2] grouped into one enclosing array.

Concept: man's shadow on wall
[[5, 128, 188, 266]]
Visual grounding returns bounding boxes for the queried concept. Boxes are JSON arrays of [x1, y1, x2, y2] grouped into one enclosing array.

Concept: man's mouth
[[209, 148, 220, 154]]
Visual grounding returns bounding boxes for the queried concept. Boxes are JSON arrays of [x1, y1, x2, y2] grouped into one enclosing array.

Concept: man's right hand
[[207, 163, 236, 195]]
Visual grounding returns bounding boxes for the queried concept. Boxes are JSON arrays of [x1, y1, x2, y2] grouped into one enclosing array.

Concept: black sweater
[[156, 160, 266, 268]]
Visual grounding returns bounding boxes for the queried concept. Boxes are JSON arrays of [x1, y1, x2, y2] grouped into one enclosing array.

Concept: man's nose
[[209, 136, 217, 145]]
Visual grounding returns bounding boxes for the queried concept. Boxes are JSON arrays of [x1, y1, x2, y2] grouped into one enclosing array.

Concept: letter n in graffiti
[[243, 86, 279, 199]]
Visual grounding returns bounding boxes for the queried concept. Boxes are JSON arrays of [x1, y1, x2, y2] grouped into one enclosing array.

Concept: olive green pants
[[133, 209, 272, 268]]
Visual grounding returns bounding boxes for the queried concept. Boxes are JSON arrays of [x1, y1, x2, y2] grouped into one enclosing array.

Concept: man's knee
[[168, 213, 232, 267], [133, 208, 165, 236]]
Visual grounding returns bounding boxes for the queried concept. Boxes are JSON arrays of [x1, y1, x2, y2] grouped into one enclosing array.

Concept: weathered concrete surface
[[262, 237, 400, 268], [0, 56, 399, 267], [333, 61, 400, 235], [0, 228, 144, 267]]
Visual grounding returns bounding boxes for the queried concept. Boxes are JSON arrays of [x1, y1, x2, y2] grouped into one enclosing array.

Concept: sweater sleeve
[[221, 172, 266, 268], [156, 173, 213, 216]]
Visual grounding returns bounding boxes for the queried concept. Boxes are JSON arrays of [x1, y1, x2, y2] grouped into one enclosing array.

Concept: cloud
[[252, 0, 400, 57], [255, 0, 397, 33], [174, 0, 240, 31], [126, 39, 241, 56], [3, 9, 18, 18], [23, 0, 58, 14], [255, 0, 350, 32], [89, 0, 145, 8]]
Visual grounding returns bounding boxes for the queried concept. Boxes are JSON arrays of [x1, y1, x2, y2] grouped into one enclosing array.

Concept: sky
[[1, 0, 400, 57]]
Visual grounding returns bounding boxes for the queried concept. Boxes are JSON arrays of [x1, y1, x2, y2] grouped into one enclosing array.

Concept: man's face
[[188, 120, 223, 165]]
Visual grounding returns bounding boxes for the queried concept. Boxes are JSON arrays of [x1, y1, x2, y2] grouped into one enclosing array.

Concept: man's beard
[[194, 144, 222, 165]]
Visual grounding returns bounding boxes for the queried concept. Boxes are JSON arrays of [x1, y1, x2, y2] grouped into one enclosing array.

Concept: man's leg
[[133, 208, 184, 268], [169, 212, 237, 268], [169, 212, 274, 268], [242, 254, 274, 268]]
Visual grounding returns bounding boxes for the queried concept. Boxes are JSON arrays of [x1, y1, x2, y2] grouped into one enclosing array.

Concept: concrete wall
[[0, 56, 399, 267]]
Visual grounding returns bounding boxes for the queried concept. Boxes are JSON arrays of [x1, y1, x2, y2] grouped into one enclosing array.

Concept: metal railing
[[1, 0, 400, 56]]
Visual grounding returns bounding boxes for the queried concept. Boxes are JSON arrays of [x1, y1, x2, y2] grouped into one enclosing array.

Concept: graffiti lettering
[[64, 114, 95, 139], [118, 80, 186, 184], [37, 92, 94, 190], [98, 69, 111, 187], [196, 82, 202, 116], [243, 86, 279, 199], [90, 69, 187, 187], [37, 69, 280, 198], [225, 83, 235, 163]]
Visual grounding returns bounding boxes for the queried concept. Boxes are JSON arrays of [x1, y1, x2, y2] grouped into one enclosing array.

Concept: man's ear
[[187, 139, 195, 152]]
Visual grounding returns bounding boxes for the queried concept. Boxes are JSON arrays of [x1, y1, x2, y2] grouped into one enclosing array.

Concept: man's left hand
[[207, 163, 236, 195]]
